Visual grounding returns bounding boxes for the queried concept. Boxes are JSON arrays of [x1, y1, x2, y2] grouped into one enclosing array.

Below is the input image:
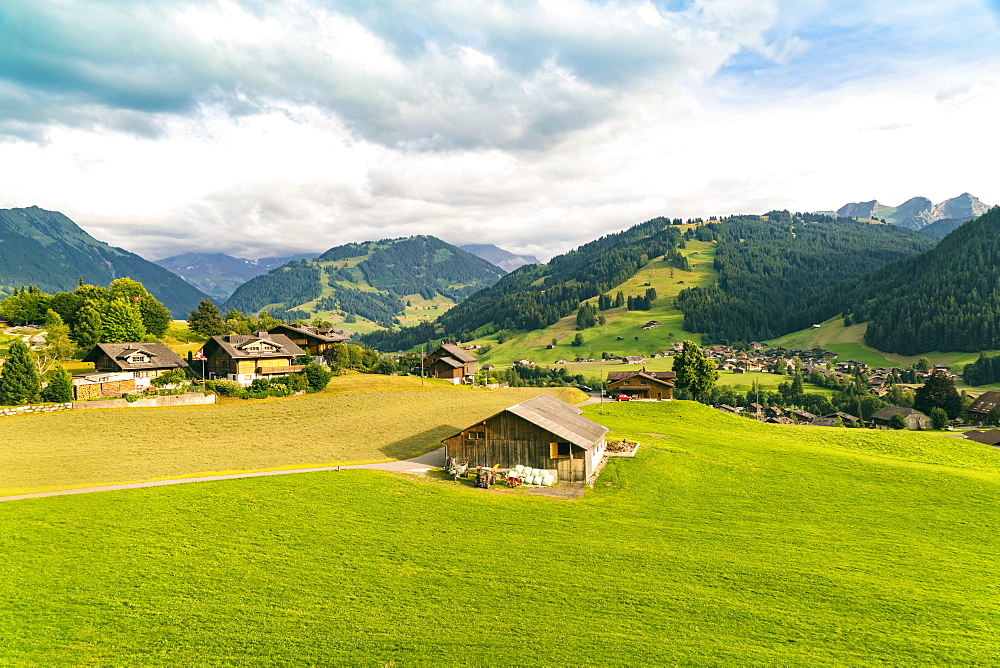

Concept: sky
[[0, 1, 998, 263]]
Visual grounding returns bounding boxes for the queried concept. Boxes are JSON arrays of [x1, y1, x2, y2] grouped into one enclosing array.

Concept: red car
[[615, 394, 631, 401]]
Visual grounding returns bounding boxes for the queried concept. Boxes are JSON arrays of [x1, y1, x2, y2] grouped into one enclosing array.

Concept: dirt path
[[0, 448, 447, 503]]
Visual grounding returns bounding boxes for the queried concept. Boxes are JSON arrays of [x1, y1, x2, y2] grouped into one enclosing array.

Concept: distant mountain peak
[[459, 244, 539, 272], [831, 193, 991, 231]]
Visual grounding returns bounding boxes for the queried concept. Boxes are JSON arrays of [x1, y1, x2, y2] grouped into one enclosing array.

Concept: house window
[[468, 431, 485, 439]]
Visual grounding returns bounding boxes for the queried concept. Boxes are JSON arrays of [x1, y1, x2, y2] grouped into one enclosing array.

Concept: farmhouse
[[267, 323, 347, 356], [965, 391, 1000, 424], [442, 393, 608, 483], [607, 369, 675, 400], [871, 406, 931, 430], [962, 429, 1000, 445], [201, 332, 306, 386], [75, 342, 187, 400], [421, 344, 477, 384]]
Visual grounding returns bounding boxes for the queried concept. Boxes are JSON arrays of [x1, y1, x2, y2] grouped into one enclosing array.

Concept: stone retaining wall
[[72, 393, 217, 411], [0, 402, 74, 418]]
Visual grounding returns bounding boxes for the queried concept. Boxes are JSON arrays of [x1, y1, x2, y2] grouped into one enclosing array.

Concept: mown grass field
[[2, 401, 998, 664], [476, 241, 716, 366], [0, 375, 583, 496]]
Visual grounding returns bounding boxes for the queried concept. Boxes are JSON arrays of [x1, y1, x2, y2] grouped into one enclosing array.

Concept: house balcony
[[256, 365, 305, 375]]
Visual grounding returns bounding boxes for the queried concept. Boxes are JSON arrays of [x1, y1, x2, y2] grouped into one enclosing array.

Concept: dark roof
[[825, 412, 860, 422], [871, 406, 928, 421], [433, 357, 464, 369], [967, 391, 1000, 414], [963, 429, 1000, 445], [268, 323, 348, 344], [83, 342, 186, 371], [205, 333, 305, 359], [445, 393, 607, 450], [435, 343, 477, 364]]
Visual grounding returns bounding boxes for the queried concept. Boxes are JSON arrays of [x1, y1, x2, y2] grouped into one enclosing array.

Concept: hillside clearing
[[1, 401, 998, 664], [0, 375, 583, 496]]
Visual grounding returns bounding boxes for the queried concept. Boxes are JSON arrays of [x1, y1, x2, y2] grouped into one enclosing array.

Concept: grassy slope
[[1, 401, 998, 664], [477, 241, 716, 367], [0, 376, 583, 496]]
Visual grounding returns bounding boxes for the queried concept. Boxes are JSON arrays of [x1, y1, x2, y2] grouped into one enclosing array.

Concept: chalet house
[[267, 323, 347, 356], [201, 332, 306, 386], [622, 356, 645, 365], [442, 393, 608, 483], [871, 406, 931, 430], [965, 391, 1000, 424], [80, 342, 187, 391], [826, 412, 860, 426], [513, 358, 535, 367], [421, 344, 477, 384], [607, 369, 675, 400], [787, 408, 816, 423]]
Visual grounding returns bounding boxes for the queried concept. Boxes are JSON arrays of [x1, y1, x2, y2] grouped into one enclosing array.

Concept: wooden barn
[[442, 393, 608, 483]]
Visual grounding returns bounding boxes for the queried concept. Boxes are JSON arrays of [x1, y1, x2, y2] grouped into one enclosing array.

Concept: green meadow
[[2, 401, 998, 664], [476, 241, 716, 366]]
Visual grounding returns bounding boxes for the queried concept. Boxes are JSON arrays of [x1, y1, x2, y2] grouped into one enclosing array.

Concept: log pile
[[606, 440, 638, 453]]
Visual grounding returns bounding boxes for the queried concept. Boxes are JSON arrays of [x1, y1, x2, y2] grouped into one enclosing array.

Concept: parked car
[[576, 385, 593, 392], [616, 394, 631, 401]]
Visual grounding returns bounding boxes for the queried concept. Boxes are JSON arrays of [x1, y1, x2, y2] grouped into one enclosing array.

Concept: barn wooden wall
[[443, 412, 589, 481]]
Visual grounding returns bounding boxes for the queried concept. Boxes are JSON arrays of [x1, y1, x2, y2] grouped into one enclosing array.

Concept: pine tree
[[914, 370, 963, 419], [188, 299, 226, 337], [41, 364, 74, 403], [614, 291, 625, 308], [0, 340, 41, 405], [101, 299, 147, 343]]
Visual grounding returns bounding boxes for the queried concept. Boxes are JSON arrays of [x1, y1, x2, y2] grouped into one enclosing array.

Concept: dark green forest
[[837, 206, 1000, 354], [223, 236, 503, 323], [362, 217, 685, 351], [674, 212, 935, 343]]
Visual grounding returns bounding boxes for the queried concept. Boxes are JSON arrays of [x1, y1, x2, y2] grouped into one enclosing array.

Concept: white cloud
[[0, 0, 997, 264]]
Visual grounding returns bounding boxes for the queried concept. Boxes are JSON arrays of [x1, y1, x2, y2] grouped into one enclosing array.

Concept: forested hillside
[[674, 212, 935, 343], [362, 217, 687, 350], [223, 236, 503, 326], [0, 206, 210, 316], [837, 206, 1000, 354]]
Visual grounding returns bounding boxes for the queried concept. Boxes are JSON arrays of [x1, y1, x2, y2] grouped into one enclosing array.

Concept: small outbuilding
[[442, 393, 608, 483], [871, 406, 931, 430]]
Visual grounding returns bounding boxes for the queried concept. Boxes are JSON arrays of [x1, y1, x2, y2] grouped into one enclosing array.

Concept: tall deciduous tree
[[110, 278, 171, 337], [914, 370, 963, 419], [0, 340, 41, 405], [187, 299, 226, 337], [71, 304, 103, 351], [672, 340, 719, 401], [101, 299, 147, 343]]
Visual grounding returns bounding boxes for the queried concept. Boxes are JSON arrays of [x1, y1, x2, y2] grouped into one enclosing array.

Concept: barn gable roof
[[438, 343, 477, 364], [82, 342, 186, 371], [504, 393, 608, 450]]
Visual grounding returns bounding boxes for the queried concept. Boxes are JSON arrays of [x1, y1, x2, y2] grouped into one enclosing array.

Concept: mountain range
[[459, 244, 539, 272], [0, 206, 210, 316], [223, 236, 505, 327], [154, 252, 319, 300], [824, 193, 990, 231]]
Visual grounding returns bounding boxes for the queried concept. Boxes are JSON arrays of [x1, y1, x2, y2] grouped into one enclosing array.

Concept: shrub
[[205, 379, 244, 397], [303, 363, 333, 391], [151, 369, 188, 388]]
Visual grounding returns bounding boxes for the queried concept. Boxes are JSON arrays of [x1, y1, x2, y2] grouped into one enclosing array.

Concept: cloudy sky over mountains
[[0, 0, 997, 261]]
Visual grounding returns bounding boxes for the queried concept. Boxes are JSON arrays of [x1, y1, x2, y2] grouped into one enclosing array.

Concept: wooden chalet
[[267, 323, 347, 356], [200, 331, 306, 386], [965, 391, 1000, 424], [871, 406, 931, 430], [80, 342, 187, 392], [607, 369, 675, 400], [421, 344, 477, 384], [442, 393, 608, 483]]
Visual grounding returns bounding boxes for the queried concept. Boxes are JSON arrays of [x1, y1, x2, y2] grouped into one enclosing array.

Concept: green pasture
[[0, 375, 583, 496], [478, 241, 715, 366], [2, 401, 998, 664]]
